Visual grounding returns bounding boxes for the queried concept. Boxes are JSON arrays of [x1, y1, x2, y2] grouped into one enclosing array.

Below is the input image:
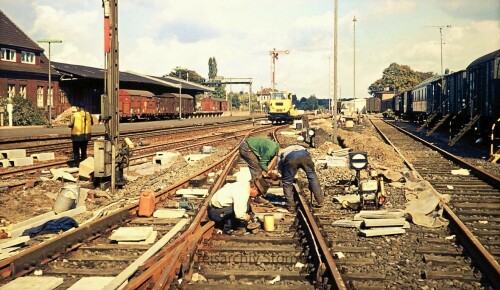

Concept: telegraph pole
[[353, 15, 357, 101], [333, 0, 338, 144], [269, 48, 289, 92], [37, 39, 62, 128], [426, 25, 451, 75]]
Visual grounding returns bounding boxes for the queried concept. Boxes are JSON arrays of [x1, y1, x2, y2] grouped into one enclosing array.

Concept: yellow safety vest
[[71, 110, 92, 140]]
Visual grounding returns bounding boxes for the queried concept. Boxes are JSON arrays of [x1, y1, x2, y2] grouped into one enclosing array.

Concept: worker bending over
[[278, 145, 324, 212]]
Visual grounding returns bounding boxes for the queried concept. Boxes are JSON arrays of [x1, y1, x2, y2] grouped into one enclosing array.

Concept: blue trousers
[[282, 150, 324, 205]]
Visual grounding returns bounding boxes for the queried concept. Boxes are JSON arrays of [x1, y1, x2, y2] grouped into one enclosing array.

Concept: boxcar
[[157, 93, 194, 118], [119, 89, 155, 121], [365, 97, 381, 113]]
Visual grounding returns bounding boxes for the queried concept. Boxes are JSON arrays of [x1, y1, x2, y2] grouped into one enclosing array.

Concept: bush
[[0, 96, 48, 126]]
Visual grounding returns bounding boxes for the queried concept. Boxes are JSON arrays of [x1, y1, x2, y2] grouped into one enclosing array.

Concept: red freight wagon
[[119, 89, 155, 120], [200, 97, 227, 116]]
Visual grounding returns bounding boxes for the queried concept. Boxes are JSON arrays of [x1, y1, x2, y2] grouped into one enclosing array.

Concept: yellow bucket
[[263, 214, 275, 232]]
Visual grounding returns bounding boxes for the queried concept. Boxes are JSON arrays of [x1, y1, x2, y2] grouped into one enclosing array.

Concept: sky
[[2, 0, 499, 100]]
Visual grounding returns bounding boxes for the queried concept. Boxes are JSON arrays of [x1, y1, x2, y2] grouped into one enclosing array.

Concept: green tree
[[306, 95, 319, 110], [229, 92, 240, 109], [368, 63, 435, 95], [0, 96, 47, 126], [208, 57, 218, 80], [165, 68, 205, 84]]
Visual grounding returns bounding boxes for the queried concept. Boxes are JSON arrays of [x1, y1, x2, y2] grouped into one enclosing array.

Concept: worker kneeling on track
[[278, 145, 324, 212], [207, 179, 263, 235]]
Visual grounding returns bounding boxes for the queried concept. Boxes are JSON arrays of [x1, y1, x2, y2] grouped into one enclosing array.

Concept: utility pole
[[426, 25, 451, 75], [333, 0, 338, 144], [353, 15, 357, 101], [269, 48, 289, 92], [101, 0, 119, 192], [37, 39, 62, 128]]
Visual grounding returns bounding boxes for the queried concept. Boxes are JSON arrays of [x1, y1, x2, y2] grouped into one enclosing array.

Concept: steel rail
[[296, 186, 347, 290], [0, 126, 274, 280], [369, 117, 500, 287], [124, 126, 285, 289]]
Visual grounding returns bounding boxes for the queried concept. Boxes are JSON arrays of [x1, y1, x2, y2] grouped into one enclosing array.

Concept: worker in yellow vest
[[69, 103, 93, 167]]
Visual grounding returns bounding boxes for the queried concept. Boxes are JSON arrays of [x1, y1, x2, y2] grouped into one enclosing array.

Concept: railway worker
[[277, 144, 324, 212], [207, 179, 261, 235], [68, 102, 93, 167], [239, 137, 279, 185]]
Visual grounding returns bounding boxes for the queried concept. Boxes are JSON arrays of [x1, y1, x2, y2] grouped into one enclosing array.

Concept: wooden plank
[[343, 273, 386, 280], [211, 235, 297, 244], [363, 218, 406, 228], [334, 258, 375, 265], [423, 254, 461, 264], [67, 255, 137, 262], [104, 218, 190, 289], [424, 270, 479, 281], [199, 246, 299, 252], [79, 244, 150, 251], [202, 270, 305, 280], [188, 284, 314, 290], [416, 247, 461, 255], [330, 246, 371, 253], [44, 268, 121, 276]]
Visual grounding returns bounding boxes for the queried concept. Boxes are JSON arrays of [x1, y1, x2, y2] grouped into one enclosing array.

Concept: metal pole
[[353, 15, 357, 101], [249, 82, 252, 115], [48, 43, 52, 128], [271, 51, 276, 92], [179, 83, 182, 119], [333, 0, 338, 144], [440, 27, 443, 75]]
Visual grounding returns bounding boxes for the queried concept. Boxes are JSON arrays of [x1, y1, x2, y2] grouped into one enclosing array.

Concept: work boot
[[232, 227, 247, 236], [286, 202, 296, 214], [253, 196, 270, 205]]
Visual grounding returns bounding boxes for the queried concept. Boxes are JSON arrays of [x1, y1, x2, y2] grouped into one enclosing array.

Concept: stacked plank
[[355, 210, 409, 237]]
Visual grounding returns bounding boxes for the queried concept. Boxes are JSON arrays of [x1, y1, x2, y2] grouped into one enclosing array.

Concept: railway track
[[0, 121, 262, 182], [367, 117, 499, 288], [0, 126, 275, 288], [122, 127, 345, 290]]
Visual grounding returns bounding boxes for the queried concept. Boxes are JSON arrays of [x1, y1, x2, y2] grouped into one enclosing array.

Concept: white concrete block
[[109, 226, 153, 242], [201, 146, 213, 154], [67, 277, 114, 290], [153, 151, 180, 166], [176, 188, 209, 197], [9, 157, 33, 167], [31, 152, 55, 161], [0, 159, 10, 167], [0, 149, 26, 159], [79, 157, 94, 179], [0, 276, 63, 290], [184, 154, 210, 163], [118, 231, 158, 245], [153, 209, 186, 218]]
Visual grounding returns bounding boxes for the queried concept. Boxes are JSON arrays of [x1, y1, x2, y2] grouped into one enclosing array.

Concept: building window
[[37, 86, 44, 108], [59, 89, 67, 104], [19, 85, 26, 99], [48, 88, 53, 107], [8, 84, 15, 98], [1, 48, 16, 62], [21, 51, 35, 64]]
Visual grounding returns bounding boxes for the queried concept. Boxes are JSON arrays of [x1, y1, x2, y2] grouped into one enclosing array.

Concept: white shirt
[[210, 181, 250, 220]]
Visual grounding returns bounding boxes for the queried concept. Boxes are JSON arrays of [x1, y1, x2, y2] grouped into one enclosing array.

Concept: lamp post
[[37, 39, 62, 128], [174, 67, 188, 119]]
